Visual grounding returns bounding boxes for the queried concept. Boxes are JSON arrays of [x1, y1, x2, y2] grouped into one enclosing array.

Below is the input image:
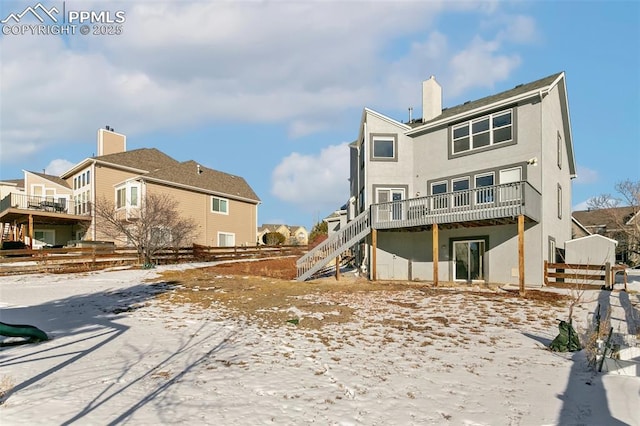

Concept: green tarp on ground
[[549, 320, 581, 352]]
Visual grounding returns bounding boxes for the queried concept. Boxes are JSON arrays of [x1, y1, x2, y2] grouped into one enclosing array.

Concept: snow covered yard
[[0, 264, 638, 425]]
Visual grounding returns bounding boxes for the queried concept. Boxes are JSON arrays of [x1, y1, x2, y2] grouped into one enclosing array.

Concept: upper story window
[[74, 170, 91, 190], [115, 182, 139, 209], [369, 134, 398, 162], [212, 196, 228, 214], [451, 109, 513, 155]]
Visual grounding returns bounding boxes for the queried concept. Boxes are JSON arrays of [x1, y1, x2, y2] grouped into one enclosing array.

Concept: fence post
[[605, 262, 611, 289], [543, 260, 548, 286]]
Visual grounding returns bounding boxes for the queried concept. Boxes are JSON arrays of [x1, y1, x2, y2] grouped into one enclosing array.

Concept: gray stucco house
[[298, 72, 576, 286]]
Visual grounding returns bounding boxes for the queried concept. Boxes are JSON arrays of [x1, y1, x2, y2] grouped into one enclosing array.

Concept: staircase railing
[[296, 208, 371, 281]]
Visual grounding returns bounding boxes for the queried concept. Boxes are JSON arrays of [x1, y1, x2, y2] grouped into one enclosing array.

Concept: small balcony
[[371, 181, 541, 229], [0, 193, 71, 214]]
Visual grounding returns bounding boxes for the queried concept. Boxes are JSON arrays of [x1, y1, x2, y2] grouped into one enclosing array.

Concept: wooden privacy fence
[[0, 244, 307, 275], [544, 261, 628, 290]]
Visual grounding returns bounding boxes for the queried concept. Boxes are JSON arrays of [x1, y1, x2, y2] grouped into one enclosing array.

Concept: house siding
[[344, 73, 575, 286], [539, 82, 573, 266], [145, 182, 257, 247]]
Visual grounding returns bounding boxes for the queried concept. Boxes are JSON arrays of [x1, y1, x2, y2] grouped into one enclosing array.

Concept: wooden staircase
[[296, 209, 370, 281]]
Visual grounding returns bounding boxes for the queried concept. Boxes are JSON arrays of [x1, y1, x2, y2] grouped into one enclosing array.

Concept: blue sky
[[1, 0, 638, 230]]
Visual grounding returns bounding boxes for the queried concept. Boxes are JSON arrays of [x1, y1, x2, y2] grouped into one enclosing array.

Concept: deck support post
[[371, 229, 377, 281], [28, 215, 34, 249], [432, 223, 439, 287], [518, 214, 525, 296], [335, 255, 341, 281]]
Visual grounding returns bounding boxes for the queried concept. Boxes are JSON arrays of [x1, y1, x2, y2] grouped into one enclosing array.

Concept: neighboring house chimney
[[97, 126, 126, 156], [422, 75, 442, 122]]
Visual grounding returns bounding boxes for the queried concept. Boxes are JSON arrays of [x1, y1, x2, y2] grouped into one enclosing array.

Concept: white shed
[[564, 234, 618, 265]]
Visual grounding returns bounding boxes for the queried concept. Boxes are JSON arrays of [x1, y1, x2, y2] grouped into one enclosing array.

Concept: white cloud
[[271, 143, 350, 215], [574, 165, 599, 185], [44, 159, 75, 176], [0, 1, 536, 168], [448, 36, 521, 97]]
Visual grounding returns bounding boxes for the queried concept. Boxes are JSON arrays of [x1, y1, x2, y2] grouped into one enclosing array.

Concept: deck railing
[[371, 181, 541, 229], [0, 193, 72, 214], [296, 209, 371, 281]]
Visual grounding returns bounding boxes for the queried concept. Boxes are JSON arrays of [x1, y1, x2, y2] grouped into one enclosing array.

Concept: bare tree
[[587, 179, 640, 264], [94, 193, 198, 265]]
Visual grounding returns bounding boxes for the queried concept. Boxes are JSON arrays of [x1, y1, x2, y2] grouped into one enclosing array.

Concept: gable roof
[[61, 148, 259, 203], [413, 72, 563, 127], [572, 207, 639, 229], [405, 71, 576, 177], [26, 171, 71, 189], [144, 160, 260, 203]]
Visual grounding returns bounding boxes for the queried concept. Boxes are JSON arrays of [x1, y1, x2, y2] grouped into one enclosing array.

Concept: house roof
[[0, 178, 24, 188], [27, 171, 71, 189], [143, 160, 260, 203], [409, 72, 564, 127], [62, 148, 259, 203], [94, 148, 180, 172], [565, 233, 618, 246], [572, 207, 639, 229]]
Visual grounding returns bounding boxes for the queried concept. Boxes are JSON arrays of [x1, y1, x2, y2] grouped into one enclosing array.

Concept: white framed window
[[452, 177, 470, 207], [32, 184, 44, 197], [475, 173, 495, 204], [499, 167, 522, 202], [218, 232, 235, 247], [212, 196, 228, 214], [431, 181, 448, 210], [115, 182, 140, 210], [452, 109, 513, 154]]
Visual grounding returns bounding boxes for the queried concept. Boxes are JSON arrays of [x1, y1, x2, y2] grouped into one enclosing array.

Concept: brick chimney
[[422, 75, 442, 122], [97, 126, 126, 156]]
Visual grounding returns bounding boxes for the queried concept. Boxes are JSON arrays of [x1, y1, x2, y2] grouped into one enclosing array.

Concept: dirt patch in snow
[[151, 257, 573, 332]]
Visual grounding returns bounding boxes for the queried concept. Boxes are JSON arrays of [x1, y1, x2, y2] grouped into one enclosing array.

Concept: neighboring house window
[[475, 173, 495, 204], [115, 182, 140, 209], [557, 184, 563, 219], [431, 181, 448, 210], [451, 109, 513, 155], [370, 134, 398, 161], [212, 196, 228, 214], [218, 232, 235, 247], [557, 131, 562, 169]]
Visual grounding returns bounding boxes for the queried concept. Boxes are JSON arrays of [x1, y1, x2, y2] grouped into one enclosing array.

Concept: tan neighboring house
[[572, 207, 640, 265], [0, 128, 260, 248], [257, 224, 308, 245]]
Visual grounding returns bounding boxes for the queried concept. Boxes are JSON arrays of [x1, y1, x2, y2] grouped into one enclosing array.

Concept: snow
[[1, 265, 639, 425]]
